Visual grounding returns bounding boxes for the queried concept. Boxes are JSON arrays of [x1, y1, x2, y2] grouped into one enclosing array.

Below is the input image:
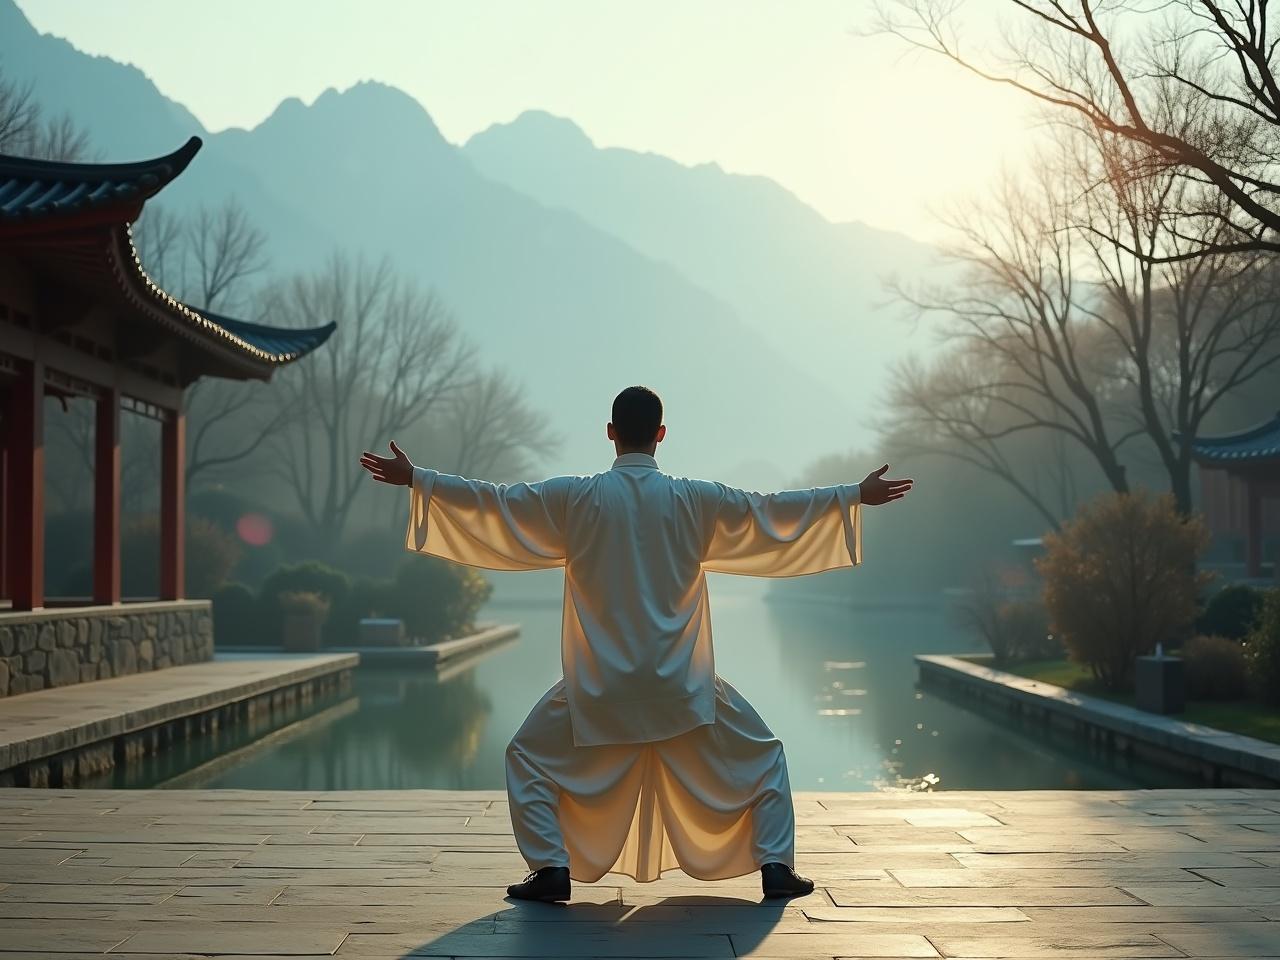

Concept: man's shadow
[[397, 892, 791, 958]]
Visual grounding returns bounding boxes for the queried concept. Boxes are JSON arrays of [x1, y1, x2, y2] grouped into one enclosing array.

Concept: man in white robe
[[360, 386, 912, 901]]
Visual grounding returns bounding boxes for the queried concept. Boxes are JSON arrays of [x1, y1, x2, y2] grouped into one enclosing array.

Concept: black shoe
[[506, 865, 571, 902], [761, 861, 814, 899]]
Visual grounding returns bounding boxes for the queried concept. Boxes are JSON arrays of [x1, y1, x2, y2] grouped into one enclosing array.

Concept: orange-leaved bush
[[1035, 490, 1212, 691]]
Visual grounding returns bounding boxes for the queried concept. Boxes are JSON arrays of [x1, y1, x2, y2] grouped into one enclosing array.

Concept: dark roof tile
[[0, 137, 200, 221], [200, 311, 336, 364]]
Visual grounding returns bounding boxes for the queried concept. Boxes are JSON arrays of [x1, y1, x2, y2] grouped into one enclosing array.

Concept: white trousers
[[504, 675, 796, 883]]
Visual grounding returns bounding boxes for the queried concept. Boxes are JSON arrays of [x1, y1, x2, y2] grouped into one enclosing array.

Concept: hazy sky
[[16, 0, 1036, 243]]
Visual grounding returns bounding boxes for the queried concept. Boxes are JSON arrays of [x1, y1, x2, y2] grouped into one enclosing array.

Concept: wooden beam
[[160, 407, 185, 601], [0, 323, 182, 411], [5, 359, 44, 610], [93, 387, 121, 605]]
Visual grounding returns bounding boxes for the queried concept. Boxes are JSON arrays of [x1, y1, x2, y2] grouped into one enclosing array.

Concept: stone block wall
[[0, 601, 213, 697]]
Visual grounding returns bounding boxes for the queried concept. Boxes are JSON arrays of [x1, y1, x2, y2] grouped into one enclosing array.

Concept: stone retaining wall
[[916, 652, 1280, 787], [0, 601, 213, 697]]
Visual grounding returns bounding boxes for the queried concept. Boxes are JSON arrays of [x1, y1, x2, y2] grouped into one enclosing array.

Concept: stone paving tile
[[729, 931, 939, 956], [0, 929, 134, 953], [1195, 868, 1280, 886], [0, 884, 181, 905], [1154, 922, 1280, 957], [337, 930, 738, 956], [889, 867, 1208, 887], [927, 933, 1181, 956], [1, 789, 1280, 957], [1018, 906, 1270, 923], [1123, 884, 1280, 907], [950, 851, 1262, 869], [827, 886, 1146, 906], [112, 927, 350, 955]]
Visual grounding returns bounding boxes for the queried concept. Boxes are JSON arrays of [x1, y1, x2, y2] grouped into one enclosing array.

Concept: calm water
[[92, 570, 1200, 791]]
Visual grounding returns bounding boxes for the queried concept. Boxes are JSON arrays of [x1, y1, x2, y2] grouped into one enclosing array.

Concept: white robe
[[407, 453, 862, 880]]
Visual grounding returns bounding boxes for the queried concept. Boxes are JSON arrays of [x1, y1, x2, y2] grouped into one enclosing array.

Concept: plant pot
[[282, 612, 323, 652]]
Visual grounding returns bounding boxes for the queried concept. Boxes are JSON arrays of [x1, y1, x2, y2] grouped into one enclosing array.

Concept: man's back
[[561, 453, 718, 739], [403, 452, 861, 745]]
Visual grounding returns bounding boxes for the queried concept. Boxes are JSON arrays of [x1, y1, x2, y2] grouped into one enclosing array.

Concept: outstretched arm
[[360, 442, 569, 571], [700, 463, 912, 577]]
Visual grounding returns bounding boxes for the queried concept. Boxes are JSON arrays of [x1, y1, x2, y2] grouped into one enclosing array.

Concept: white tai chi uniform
[[406, 453, 862, 882]]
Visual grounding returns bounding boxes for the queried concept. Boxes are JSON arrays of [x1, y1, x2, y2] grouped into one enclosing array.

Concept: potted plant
[[279, 591, 331, 652]]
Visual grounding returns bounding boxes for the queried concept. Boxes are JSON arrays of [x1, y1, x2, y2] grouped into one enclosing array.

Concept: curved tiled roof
[[0, 137, 335, 378], [201, 311, 337, 364], [1184, 413, 1280, 463], [0, 137, 201, 222]]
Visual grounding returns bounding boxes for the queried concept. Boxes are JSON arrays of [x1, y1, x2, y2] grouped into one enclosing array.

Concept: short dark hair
[[611, 385, 663, 447]]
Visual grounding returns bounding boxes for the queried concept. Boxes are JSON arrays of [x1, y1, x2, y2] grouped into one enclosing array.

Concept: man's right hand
[[360, 441, 415, 486], [858, 464, 913, 505]]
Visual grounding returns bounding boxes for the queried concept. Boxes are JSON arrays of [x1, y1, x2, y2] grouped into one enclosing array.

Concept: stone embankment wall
[[0, 601, 213, 697]]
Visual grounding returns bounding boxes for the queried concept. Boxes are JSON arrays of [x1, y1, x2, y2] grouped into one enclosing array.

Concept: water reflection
[[164, 571, 1200, 791]]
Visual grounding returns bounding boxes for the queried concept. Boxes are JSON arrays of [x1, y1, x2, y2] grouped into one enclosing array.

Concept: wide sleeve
[[700, 482, 862, 577], [405, 467, 570, 571]]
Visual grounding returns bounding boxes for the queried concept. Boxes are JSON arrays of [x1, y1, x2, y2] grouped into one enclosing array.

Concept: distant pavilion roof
[[0, 137, 332, 379], [1183, 413, 1280, 465]]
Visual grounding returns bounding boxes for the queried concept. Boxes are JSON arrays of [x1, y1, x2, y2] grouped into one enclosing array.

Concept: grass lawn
[[963, 655, 1280, 746]]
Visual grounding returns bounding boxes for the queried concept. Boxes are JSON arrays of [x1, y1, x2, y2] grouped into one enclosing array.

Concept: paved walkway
[[1, 789, 1280, 957], [0, 655, 358, 772]]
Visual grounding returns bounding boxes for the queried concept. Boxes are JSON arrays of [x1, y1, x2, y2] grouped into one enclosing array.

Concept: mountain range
[[1, 0, 940, 485]]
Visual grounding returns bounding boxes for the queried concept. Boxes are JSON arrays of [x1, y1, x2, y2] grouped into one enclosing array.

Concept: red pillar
[[93, 388, 121, 605], [0, 407, 8, 601], [160, 406, 185, 600], [6, 360, 44, 610]]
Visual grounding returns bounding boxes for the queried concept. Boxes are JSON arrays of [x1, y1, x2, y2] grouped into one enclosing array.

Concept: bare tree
[[0, 69, 91, 161], [268, 253, 474, 552], [872, 0, 1280, 259], [1073, 123, 1280, 510], [885, 151, 1137, 526], [132, 205, 184, 291], [187, 201, 268, 314], [887, 123, 1280, 515], [448, 368, 561, 479], [132, 199, 291, 487]]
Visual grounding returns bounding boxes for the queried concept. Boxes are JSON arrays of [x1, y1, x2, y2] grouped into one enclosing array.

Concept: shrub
[[1036, 490, 1213, 691], [258, 562, 350, 645], [1197, 584, 1266, 642], [1245, 589, 1280, 705], [185, 517, 243, 597], [1183, 634, 1250, 700], [212, 582, 259, 647], [957, 591, 1059, 665], [389, 556, 492, 644], [120, 514, 242, 598], [277, 590, 331, 620]]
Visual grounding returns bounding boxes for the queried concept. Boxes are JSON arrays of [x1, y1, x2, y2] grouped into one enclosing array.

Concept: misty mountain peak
[[241, 79, 455, 172], [311, 81, 446, 143], [469, 110, 595, 154]]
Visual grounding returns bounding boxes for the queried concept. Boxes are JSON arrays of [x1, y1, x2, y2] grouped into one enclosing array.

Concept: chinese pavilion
[[0, 136, 333, 614], [1189, 412, 1280, 581]]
